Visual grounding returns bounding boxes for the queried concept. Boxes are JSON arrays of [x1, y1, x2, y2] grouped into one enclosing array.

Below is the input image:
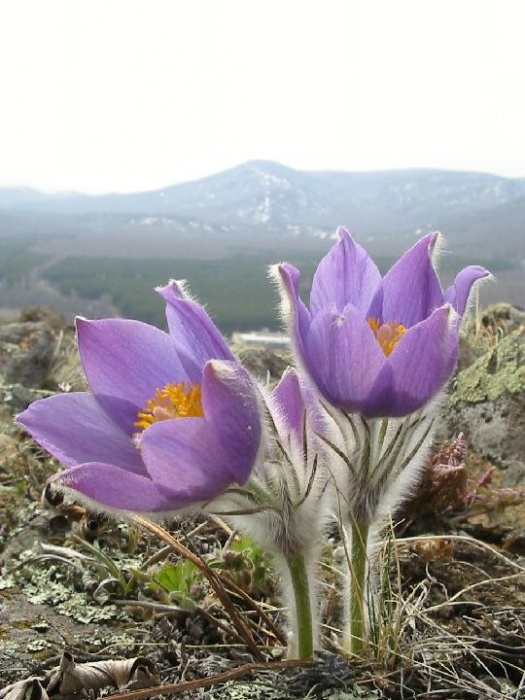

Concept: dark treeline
[[0, 234, 516, 334], [0, 240, 46, 285], [42, 251, 503, 333], [42, 253, 315, 332]]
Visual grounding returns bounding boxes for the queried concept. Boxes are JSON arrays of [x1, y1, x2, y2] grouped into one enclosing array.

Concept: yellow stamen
[[367, 318, 406, 357], [135, 382, 203, 431]]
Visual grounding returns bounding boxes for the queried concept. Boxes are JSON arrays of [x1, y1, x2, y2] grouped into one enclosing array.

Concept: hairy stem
[[285, 552, 314, 659], [345, 518, 370, 655]]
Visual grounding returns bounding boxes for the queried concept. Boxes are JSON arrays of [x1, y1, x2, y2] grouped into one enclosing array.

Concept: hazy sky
[[1, 0, 524, 194]]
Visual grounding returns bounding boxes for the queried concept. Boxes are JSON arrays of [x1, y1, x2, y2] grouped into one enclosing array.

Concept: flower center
[[135, 381, 203, 431], [367, 319, 406, 357]]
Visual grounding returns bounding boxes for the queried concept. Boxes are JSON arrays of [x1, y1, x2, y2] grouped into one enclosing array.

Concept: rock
[[479, 303, 525, 331], [237, 346, 291, 383], [457, 333, 481, 372], [0, 322, 55, 389], [448, 328, 525, 479], [503, 459, 525, 488], [458, 303, 525, 371], [19, 306, 67, 332], [3, 384, 39, 413]]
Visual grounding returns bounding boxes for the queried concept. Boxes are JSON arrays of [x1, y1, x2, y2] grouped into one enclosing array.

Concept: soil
[[1, 441, 524, 700]]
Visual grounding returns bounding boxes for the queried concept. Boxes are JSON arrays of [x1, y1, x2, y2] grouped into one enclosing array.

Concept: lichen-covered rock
[[448, 328, 525, 480], [453, 327, 525, 403], [478, 303, 525, 333], [458, 303, 525, 371]]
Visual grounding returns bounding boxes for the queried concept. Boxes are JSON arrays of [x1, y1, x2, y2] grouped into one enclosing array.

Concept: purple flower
[[275, 228, 489, 418], [17, 281, 263, 514]]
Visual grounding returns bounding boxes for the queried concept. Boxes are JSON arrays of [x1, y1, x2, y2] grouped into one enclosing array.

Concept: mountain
[[101, 160, 338, 226], [1, 161, 524, 251], [0, 187, 46, 209], [116, 161, 525, 233], [446, 194, 525, 258]]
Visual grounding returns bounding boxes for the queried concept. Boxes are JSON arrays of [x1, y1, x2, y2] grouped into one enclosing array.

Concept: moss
[[452, 328, 525, 405]]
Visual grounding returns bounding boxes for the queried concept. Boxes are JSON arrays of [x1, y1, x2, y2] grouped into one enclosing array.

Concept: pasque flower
[[274, 228, 490, 655], [17, 281, 262, 514], [274, 228, 490, 418]]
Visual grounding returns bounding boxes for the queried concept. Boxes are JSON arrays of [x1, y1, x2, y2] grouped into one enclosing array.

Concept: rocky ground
[[1, 304, 525, 699]]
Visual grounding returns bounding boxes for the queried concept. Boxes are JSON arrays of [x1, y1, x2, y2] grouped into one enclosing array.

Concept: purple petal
[[304, 304, 391, 413], [77, 318, 185, 433], [273, 263, 312, 368], [270, 368, 327, 450], [157, 281, 234, 382], [444, 265, 490, 316], [386, 305, 459, 416], [310, 228, 383, 317], [382, 233, 444, 328], [271, 368, 305, 439], [139, 360, 261, 495], [54, 463, 191, 513], [200, 360, 263, 484], [17, 393, 145, 473], [139, 418, 237, 503]]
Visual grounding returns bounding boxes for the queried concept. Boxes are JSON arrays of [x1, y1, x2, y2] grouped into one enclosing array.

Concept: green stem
[[285, 552, 314, 659], [346, 518, 371, 655]]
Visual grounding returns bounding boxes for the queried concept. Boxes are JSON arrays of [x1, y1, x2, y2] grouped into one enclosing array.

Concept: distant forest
[[0, 235, 518, 333], [42, 252, 510, 333], [0, 239, 46, 284], [42, 253, 318, 332]]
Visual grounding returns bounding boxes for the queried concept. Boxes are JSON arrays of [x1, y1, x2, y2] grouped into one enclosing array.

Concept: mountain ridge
[[1, 160, 524, 257]]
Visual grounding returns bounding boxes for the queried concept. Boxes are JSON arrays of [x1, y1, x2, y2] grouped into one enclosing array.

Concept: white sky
[[1, 0, 524, 194]]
